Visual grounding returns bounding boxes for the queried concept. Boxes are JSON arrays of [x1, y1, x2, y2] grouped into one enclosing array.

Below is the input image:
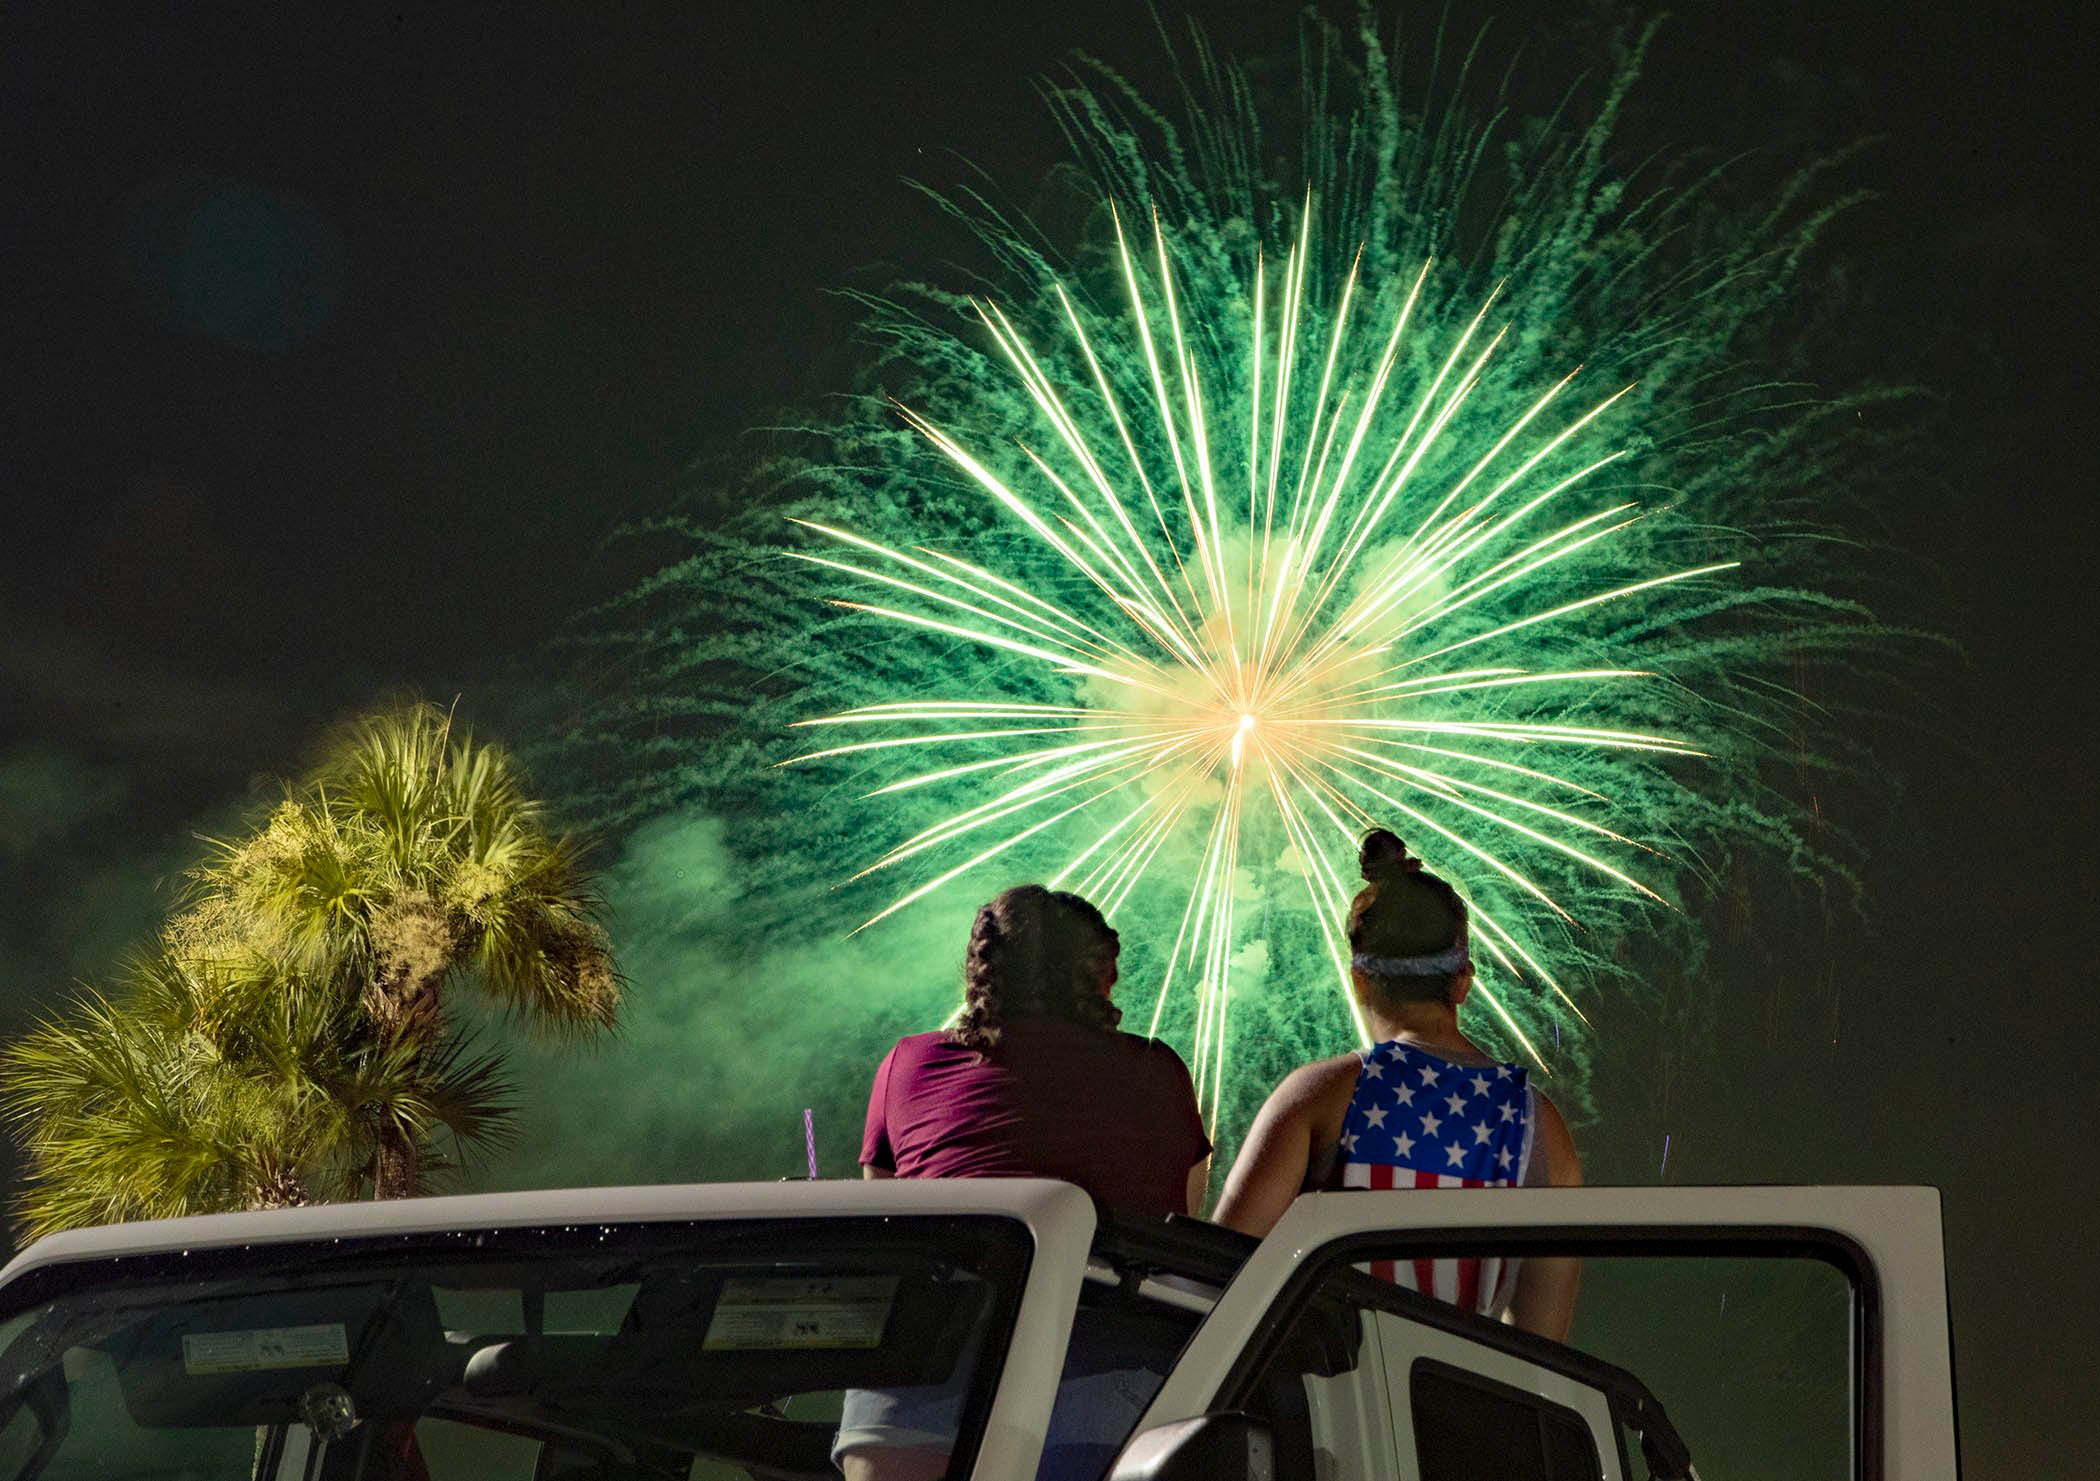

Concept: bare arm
[[1507, 1090, 1582, 1341], [861, 1163, 894, 1180], [1213, 1057, 1358, 1237]]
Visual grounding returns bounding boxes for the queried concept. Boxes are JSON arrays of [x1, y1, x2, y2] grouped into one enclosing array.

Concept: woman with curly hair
[[859, 884, 1210, 1218], [841, 887, 1211, 1481]]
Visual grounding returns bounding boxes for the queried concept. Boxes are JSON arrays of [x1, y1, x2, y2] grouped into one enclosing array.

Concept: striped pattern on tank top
[[1336, 1039, 1534, 1319]]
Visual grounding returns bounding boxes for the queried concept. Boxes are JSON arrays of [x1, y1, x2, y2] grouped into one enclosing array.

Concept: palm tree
[[188, 702, 620, 1198], [3, 702, 620, 1234], [1, 945, 517, 1239]]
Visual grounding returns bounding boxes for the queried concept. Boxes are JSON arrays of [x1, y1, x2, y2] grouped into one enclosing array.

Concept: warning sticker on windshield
[[181, 1323, 351, 1375], [702, 1276, 899, 1351]]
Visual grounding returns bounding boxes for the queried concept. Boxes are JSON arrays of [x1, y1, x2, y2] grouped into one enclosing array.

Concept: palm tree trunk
[[367, 971, 443, 1201], [373, 1128, 418, 1200]]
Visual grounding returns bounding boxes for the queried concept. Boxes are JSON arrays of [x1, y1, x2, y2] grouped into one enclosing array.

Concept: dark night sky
[[2, 3, 2095, 1475]]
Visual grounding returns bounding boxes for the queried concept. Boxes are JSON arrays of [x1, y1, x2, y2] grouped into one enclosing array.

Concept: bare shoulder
[[1270, 1052, 1363, 1111]]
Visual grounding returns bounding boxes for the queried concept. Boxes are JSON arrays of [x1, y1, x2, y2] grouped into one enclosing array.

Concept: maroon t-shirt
[[860, 1017, 1211, 1219]]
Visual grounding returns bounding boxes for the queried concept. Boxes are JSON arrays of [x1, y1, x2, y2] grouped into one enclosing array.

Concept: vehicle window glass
[[33, 1346, 254, 1480], [547, 1284, 640, 1333], [1615, 1416, 1644, 1480], [1539, 1404, 1600, 1481], [433, 1286, 525, 1334], [0, 1407, 40, 1478], [0, 1215, 1031, 1481], [414, 1416, 539, 1479], [1410, 1362, 1599, 1481], [1038, 1276, 1208, 1481], [1572, 1255, 1852, 1481], [0, 1316, 43, 1477]]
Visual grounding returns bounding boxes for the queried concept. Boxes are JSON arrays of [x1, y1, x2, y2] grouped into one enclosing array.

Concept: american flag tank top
[[1334, 1039, 1536, 1319]]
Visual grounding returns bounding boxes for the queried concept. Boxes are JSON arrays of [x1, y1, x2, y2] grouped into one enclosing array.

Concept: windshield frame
[[0, 1180, 1104, 1480], [0, 1208, 1051, 1481]]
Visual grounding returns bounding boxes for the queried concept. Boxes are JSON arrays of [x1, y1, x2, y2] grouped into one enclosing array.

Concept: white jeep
[[0, 1181, 1956, 1479]]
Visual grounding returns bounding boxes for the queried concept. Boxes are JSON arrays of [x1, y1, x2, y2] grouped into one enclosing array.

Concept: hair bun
[[1359, 828, 1415, 883]]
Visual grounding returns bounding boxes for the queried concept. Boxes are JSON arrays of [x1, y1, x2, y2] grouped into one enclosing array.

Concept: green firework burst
[[559, 15, 1899, 1141]]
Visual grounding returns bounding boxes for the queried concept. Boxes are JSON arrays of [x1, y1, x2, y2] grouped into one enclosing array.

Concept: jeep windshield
[[0, 1215, 1033, 1481]]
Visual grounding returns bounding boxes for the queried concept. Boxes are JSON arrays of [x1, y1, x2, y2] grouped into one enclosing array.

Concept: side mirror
[[1107, 1414, 1273, 1481]]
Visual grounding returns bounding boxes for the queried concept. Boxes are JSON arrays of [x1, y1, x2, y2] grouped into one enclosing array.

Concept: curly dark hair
[[951, 885, 1122, 1053], [1346, 828, 1470, 1006]]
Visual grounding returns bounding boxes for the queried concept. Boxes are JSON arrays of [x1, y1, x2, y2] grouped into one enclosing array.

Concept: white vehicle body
[[0, 1181, 1957, 1480]]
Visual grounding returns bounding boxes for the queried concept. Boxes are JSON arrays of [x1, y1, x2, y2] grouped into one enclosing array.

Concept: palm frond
[[4, 699, 619, 1231]]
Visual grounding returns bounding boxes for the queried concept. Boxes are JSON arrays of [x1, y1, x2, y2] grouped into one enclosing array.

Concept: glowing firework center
[[788, 209, 1725, 1119]]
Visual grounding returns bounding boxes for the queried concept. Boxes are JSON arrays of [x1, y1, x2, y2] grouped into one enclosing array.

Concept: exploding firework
[[783, 202, 1739, 1118], [552, 17, 1896, 1152]]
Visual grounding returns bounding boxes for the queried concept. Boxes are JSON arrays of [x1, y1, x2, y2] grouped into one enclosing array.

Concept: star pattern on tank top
[[1343, 1040, 1530, 1185]]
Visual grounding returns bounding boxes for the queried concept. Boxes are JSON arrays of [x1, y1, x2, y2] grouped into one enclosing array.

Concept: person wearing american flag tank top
[[1215, 828, 1583, 1340]]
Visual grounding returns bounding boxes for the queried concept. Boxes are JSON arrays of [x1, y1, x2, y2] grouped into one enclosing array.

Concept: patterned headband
[[1350, 924, 1471, 978]]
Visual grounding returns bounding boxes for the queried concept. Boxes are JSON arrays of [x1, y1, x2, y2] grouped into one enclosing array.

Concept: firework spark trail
[[781, 206, 1740, 1115]]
